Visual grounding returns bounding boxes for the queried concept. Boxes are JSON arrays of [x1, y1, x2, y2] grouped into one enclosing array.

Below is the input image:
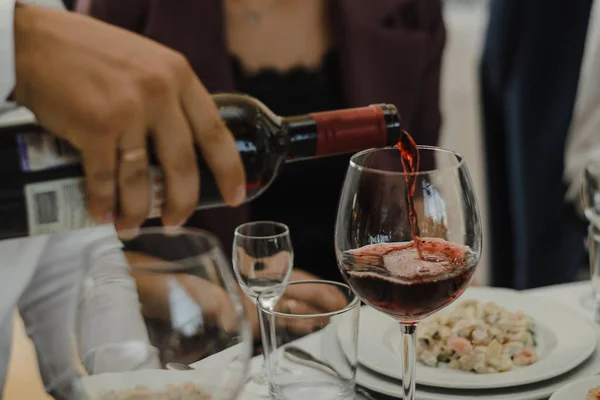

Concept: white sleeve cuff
[[0, 0, 15, 104]]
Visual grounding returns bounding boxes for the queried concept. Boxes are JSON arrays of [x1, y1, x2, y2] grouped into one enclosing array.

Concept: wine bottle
[[0, 93, 401, 239]]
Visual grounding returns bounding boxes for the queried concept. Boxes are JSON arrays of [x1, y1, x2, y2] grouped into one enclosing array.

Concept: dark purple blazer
[[77, 0, 445, 253]]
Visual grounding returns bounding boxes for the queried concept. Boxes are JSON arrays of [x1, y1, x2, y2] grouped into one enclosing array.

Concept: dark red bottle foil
[[311, 105, 388, 156]]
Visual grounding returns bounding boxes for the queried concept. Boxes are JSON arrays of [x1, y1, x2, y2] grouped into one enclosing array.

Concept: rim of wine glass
[[234, 220, 290, 240], [586, 160, 600, 177], [591, 222, 600, 237], [256, 280, 359, 318], [113, 226, 226, 270], [350, 145, 465, 176]]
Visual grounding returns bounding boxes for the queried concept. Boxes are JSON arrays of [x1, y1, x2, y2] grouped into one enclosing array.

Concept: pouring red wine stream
[[396, 130, 424, 259]]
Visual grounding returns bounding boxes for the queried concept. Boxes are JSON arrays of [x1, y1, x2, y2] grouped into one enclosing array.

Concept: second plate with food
[[338, 287, 597, 390], [549, 376, 600, 400], [324, 323, 600, 400]]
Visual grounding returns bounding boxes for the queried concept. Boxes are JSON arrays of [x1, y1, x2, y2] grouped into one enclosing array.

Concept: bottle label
[[24, 167, 165, 236], [17, 132, 80, 172], [24, 177, 97, 236]]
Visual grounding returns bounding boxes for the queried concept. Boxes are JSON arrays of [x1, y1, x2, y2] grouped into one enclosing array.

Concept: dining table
[[190, 281, 596, 400]]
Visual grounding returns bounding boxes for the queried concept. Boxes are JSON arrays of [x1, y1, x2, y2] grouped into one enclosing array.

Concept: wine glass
[[232, 221, 294, 395], [335, 146, 482, 400], [582, 161, 600, 320], [65, 227, 252, 400]]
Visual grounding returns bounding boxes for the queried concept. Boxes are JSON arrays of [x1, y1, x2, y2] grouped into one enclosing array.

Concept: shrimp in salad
[[416, 300, 537, 374]]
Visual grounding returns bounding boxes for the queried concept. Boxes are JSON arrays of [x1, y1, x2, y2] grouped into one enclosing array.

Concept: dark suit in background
[[480, 0, 592, 289]]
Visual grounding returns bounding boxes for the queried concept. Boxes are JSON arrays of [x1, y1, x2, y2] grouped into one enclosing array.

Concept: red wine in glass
[[341, 238, 477, 322]]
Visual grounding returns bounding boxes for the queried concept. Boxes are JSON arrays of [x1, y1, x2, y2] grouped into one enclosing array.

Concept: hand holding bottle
[[11, 4, 246, 229], [2, 92, 401, 238]]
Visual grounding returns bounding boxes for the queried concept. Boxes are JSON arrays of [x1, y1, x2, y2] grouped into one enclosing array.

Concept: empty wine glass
[[583, 161, 600, 228], [335, 146, 482, 400], [582, 161, 600, 320], [232, 221, 294, 396], [63, 227, 253, 400]]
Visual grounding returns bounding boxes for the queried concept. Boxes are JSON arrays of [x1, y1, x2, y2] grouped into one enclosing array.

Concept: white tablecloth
[[212, 281, 595, 400]]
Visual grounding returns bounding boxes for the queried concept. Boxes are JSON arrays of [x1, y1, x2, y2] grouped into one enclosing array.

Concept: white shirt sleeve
[[564, 2, 600, 206], [0, 0, 16, 104], [0, 0, 65, 109]]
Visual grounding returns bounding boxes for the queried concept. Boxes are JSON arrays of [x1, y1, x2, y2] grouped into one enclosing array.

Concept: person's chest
[[223, 0, 333, 74], [142, 0, 437, 138]]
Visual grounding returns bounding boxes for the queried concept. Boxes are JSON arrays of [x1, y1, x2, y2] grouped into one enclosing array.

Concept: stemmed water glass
[[335, 146, 482, 400], [582, 161, 600, 320], [232, 221, 294, 395]]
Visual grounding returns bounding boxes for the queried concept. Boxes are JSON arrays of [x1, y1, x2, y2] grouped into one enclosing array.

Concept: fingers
[[177, 275, 239, 334], [285, 281, 349, 313], [133, 271, 173, 321], [244, 296, 324, 339], [81, 140, 117, 224], [151, 102, 199, 226], [211, 288, 240, 334], [180, 76, 246, 206], [275, 299, 330, 336], [318, 285, 350, 312], [115, 120, 150, 231]]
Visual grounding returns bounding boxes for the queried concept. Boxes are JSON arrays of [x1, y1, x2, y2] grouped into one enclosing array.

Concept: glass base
[[243, 365, 296, 397], [272, 381, 354, 400], [246, 369, 268, 385], [244, 372, 271, 398]]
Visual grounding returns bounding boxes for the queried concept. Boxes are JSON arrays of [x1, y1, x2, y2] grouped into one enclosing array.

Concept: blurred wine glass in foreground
[[335, 146, 482, 400], [72, 227, 252, 399]]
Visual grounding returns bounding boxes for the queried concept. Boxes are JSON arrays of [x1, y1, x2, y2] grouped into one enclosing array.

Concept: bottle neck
[[283, 104, 401, 160]]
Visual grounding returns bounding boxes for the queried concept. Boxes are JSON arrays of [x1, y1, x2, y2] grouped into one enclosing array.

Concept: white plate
[[82, 370, 241, 400], [324, 320, 600, 400], [549, 376, 600, 400], [82, 344, 248, 400], [338, 287, 597, 389], [82, 370, 200, 394]]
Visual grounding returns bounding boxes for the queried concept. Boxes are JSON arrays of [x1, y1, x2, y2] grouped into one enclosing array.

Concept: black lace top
[[232, 50, 348, 281]]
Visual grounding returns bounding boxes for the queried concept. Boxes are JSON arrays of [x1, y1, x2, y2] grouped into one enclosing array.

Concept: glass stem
[[257, 298, 279, 378], [399, 323, 417, 400], [589, 224, 600, 323]]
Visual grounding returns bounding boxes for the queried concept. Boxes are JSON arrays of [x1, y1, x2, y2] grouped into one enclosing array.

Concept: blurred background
[[4, 0, 597, 397]]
